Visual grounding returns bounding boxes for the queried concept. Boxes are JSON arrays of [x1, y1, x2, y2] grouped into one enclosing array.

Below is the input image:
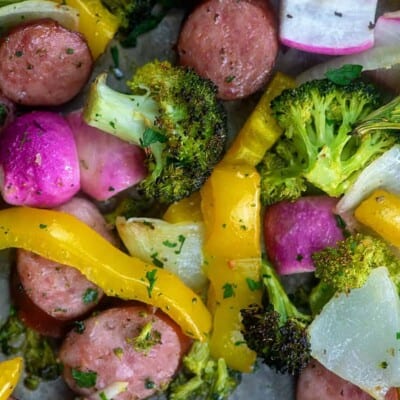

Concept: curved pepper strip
[[201, 163, 262, 372], [206, 257, 262, 372], [0, 207, 211, 341], [0, 357, 23, 400], [223, 72, 296, 166], [56, 0, 120, 59], [355, 189, 400, 247]]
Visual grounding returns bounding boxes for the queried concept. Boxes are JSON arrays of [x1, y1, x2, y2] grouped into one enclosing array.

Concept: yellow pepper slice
[[0, 207, 211, 341], [223, 72, 296, 166], [200, 163, 262, 371], [63, 0, 120, 59], [206, 257, 262, 372], [163, 191, 203, 223], [201, 163, 261, 259], [354, 189, 400, 247], [0, 357, 23, 400]]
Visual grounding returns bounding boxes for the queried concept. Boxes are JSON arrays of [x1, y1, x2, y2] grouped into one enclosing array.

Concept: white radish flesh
[[279, 0, 377, 55]]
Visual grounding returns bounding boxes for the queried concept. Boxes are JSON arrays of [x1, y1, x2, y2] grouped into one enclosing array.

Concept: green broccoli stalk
[[354, 93, 400, 135], [310, 232, 400, 314], [83, 60, 227, 204], [167, 341, 240, 400], [258, 78, 397, 205], [100, 0, 188, 47], [240, 260, 312, 375], [0, 307, 61, 390]]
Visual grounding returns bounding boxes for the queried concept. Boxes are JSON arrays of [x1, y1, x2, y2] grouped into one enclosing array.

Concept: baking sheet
[[0, 0, 397, 398]]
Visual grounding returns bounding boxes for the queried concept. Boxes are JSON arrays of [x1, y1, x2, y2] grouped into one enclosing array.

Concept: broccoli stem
[[261, 260, 311, 325], [83, 73, 159, 144], [355, 94, 400, 135]]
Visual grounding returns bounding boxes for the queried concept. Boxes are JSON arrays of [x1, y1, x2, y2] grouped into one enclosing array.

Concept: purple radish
[[264, 196, 344, 275], [0, 110, 80, 207], [279, 0, 377, 55], [66, 110, 147, 201]]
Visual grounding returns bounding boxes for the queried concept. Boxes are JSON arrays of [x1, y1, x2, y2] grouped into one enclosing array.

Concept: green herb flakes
[[71, 368, 97, 388]]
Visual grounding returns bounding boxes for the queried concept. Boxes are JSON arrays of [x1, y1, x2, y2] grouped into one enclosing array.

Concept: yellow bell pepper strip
[[0, 207, 211, 341], [223, 72, 296, 166], [200, 163, 262, 372], [163, 191, 203, 223], [206, 257, 262, 372], [0, 357, 23, 400], [60, 0, 120, 59], [201, 163, 261, 259], [354, 189, 400, 248]]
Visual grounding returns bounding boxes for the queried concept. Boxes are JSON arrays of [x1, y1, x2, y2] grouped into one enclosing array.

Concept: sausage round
[[177, 0, 279, 100], [16, 197, 116, 321], [59, 306, 191, 400], [0, 19, 93, 106], [296, 359, 373, 400]]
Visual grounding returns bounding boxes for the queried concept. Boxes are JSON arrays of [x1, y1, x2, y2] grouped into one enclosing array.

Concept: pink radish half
[[297, 9, 400, 85], [264, 196, 344, 275], [0, 111, 80, 207], [66, 110, 147, 201], [280, 0, 377, 55]]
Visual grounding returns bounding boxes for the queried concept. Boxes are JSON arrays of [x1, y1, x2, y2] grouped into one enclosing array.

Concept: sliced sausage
[[177, 0, 279, 100], [16, 197, 117, 321], [0, 19, 93, 106], [59, 306, 191, 400], [296, 358, 373, 400]]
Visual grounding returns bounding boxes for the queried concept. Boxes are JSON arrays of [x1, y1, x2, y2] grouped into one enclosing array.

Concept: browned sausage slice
[[177, 0, 279, 100], [0, 19, 93, 106], [296, 359, 373, 400], [16, 197, 117, 321], [59, 306, 191, 400]]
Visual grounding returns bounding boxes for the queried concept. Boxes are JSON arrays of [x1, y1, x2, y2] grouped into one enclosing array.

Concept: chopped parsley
[[145, 269, 158, 297], [82, 288, 99, 304], [71, 368, 97, 388], [246, 278, 262, 291], [222, 282, 236, 298]]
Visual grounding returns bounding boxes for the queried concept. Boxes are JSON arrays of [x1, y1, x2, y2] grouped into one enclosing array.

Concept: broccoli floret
[[258, 78, 397, 205], [83, 60, 227, 204], [101, 0, 187, 46], [240, 260, 311, 375], [310, 233, 400, 313], [167, 341, 240, 400], [0, 307, 61, 390]]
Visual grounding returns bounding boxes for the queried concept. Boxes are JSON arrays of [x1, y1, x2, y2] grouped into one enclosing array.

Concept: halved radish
[[279, 0, 377, 55], [297, 9, 400, 84]]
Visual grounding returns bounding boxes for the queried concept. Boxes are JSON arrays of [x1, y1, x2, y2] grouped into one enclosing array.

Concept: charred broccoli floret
[[258, 78, 397, 205], [310, 233, 400, 314], [101, 0, 187, 47], [241, 260, 311, 375], [0, 307, 61, 390], [167, 341, 240, 400], [83, 60, 227, 204]]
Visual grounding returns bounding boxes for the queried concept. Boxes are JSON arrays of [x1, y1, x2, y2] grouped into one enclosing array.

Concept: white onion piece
[[279, 0, 377, 55], [90, 382, 129, 400], [336, 145, 400, 213], [115, 217, 208, 294], [297, 8, 400, 84], [0, 1, 79, 33], [309, 267, 400, 400]]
